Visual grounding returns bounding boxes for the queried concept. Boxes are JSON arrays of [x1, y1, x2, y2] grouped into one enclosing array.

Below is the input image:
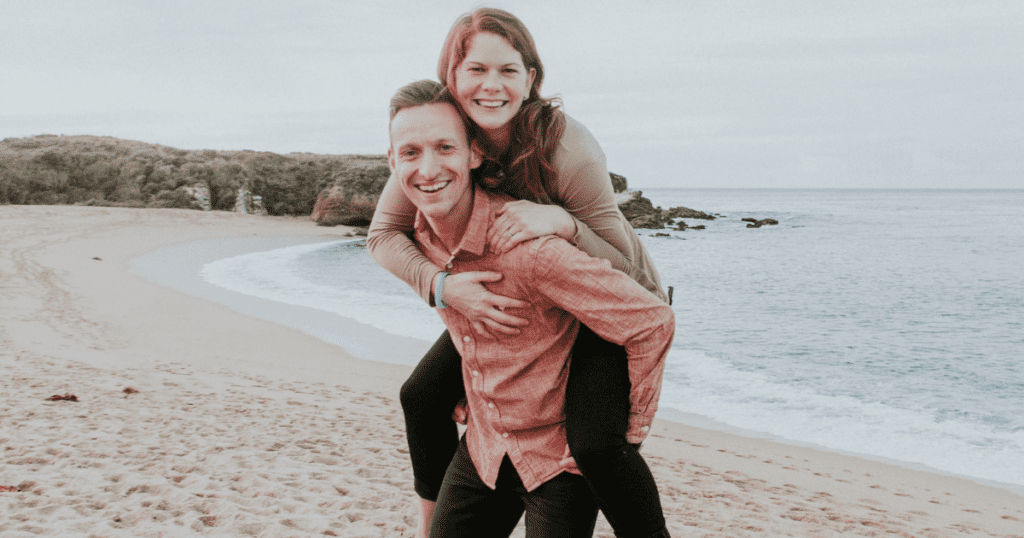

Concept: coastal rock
[[182, 183, 212, 211], [742, 217, 779, 228], [609, 172, 628, 193], [234, 189, 266, 215], [310, 161, 390, 226], [618, 190, 716, 230], [629, 213, 668, 229], [665, 206, 715, 220]]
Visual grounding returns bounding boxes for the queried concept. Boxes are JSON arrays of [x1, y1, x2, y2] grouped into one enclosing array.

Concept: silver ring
[[507, 230, 514, 237]]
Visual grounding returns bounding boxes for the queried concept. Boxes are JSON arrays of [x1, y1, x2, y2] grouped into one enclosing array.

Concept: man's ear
[[387, 148, 395, 171], [469, 140, 484, 170]]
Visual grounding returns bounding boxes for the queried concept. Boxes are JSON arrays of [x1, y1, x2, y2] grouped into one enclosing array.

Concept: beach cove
[[2, 205, 1023, 537]]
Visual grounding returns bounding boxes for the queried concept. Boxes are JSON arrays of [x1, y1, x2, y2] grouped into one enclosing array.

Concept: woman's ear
[[526, 68, 537, 100]]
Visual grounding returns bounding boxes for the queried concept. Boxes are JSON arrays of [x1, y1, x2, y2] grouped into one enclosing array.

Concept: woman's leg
[[564, 325, 670, 538], [400, 331, 466, 501]]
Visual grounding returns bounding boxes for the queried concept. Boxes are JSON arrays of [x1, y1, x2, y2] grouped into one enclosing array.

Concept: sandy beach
[[2, 205, 1022, 538]]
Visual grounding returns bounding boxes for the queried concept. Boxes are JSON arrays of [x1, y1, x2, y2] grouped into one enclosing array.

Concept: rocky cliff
[[2, 135, 727, 232]]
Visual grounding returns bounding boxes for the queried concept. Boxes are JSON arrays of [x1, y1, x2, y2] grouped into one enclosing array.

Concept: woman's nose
[[481, 69, 501, 91]]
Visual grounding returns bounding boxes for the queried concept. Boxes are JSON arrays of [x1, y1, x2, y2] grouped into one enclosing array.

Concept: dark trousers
[[400, 326, 670, 538], [429, 437, 598, 538]]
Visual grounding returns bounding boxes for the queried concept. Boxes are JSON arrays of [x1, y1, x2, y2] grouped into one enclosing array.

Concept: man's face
[[389, 102, 482, 222]]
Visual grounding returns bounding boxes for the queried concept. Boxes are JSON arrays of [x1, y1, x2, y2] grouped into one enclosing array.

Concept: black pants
[[430, 436, 598, 538], [400, 326, 670, 538]]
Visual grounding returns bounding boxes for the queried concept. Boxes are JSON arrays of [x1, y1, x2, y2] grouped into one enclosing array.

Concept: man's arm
[[527, 237, 675, 443]]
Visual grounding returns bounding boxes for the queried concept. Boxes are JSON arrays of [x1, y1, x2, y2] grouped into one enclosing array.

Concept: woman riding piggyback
[[368, 7, 673, 538]]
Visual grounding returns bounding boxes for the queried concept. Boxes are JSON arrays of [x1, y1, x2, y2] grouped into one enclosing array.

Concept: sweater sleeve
[[366, 170, 442, 305], [549, 118, 644, 283]]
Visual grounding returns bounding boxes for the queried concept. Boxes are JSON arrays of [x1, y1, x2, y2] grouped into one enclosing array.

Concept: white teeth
[[418, 181, 450, 193], [476, 100, 506, 108]]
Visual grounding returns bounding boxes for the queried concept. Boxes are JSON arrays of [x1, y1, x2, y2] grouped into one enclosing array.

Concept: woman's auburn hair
[[437, 7, 566, 203]]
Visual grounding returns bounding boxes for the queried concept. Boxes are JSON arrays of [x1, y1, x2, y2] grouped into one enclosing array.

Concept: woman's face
[[454, 32, 536, 145]]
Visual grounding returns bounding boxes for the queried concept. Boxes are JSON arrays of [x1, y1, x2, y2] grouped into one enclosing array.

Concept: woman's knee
[[401, 331, 463, 414], [399, 374, 427, 413]]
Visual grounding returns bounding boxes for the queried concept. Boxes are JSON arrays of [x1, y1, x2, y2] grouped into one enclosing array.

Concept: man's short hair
[[389, 80, 453, 119], [389, 80, 476, 144]]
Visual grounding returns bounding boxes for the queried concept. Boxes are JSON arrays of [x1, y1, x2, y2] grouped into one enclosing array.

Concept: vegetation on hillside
[[0, 135, 389, 216]]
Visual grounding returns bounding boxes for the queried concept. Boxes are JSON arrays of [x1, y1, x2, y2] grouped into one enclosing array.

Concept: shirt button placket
[[463, 335, 478, 389]]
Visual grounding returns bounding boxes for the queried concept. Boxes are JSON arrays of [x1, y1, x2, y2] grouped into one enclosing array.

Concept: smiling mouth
[[417, 181, 450, 193], [474, 99, 507, 108]]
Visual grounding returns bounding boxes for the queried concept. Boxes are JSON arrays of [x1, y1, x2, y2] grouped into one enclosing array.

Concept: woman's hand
[[487, 200, 577, 254], [442, 271, 530, 339]]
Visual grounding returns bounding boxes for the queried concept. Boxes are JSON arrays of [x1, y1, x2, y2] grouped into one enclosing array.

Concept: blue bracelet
[[435, 272, 450, 309]]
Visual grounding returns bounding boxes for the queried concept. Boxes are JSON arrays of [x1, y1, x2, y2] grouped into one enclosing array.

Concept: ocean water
[[200, 189, 1024, 490]]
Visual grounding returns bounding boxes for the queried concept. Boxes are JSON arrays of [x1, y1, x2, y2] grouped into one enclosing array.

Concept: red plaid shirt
[[413, 186, 675, 491]]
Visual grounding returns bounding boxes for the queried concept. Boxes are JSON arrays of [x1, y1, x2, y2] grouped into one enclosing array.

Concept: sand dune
[[2, 206, 1022, 537]]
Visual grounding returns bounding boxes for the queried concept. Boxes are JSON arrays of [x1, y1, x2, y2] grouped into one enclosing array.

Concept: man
[[386, 79, 675, 538]]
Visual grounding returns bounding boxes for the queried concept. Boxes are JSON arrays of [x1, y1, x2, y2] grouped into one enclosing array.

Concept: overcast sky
[[3, 0, 1022, 188]]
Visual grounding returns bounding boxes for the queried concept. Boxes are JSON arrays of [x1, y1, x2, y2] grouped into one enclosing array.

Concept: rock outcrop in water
[[617, 190, 716, 230], [742, 218, 779, 228]]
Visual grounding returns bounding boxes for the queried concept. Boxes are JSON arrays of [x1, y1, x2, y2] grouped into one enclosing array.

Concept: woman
[[368, 8, 671, 538]]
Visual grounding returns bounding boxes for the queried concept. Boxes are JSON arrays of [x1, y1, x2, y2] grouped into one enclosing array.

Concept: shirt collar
[[413, 185, 491, 261]]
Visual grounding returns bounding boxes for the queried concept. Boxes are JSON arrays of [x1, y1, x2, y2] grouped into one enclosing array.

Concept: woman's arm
[[368, 172, 530, 338], [367, 172, 440, 304], [487, 118, 642, 281]]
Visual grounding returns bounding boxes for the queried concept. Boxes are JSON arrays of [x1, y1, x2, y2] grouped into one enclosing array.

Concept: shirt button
[[501, 432, 509, 438], [471, 371, 479, 377], [487, 402, 494, 409], [463, 336, 471, 343], [640, 425, 650, 433], [446, 263, 453, 269]]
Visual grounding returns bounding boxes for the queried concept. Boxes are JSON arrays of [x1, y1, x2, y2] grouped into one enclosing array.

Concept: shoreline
[[140, 230, 1024, 498], [3, 205, 1022, 537]]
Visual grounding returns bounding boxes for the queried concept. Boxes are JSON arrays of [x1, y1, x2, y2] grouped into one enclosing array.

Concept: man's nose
[[418, 151, 441, 178]]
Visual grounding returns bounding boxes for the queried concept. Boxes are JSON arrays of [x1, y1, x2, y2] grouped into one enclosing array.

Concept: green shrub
[[0, 135, 387, 215]]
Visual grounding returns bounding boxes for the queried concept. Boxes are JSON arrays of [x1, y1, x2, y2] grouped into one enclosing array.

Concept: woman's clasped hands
[[487, 200, 577, 254]]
